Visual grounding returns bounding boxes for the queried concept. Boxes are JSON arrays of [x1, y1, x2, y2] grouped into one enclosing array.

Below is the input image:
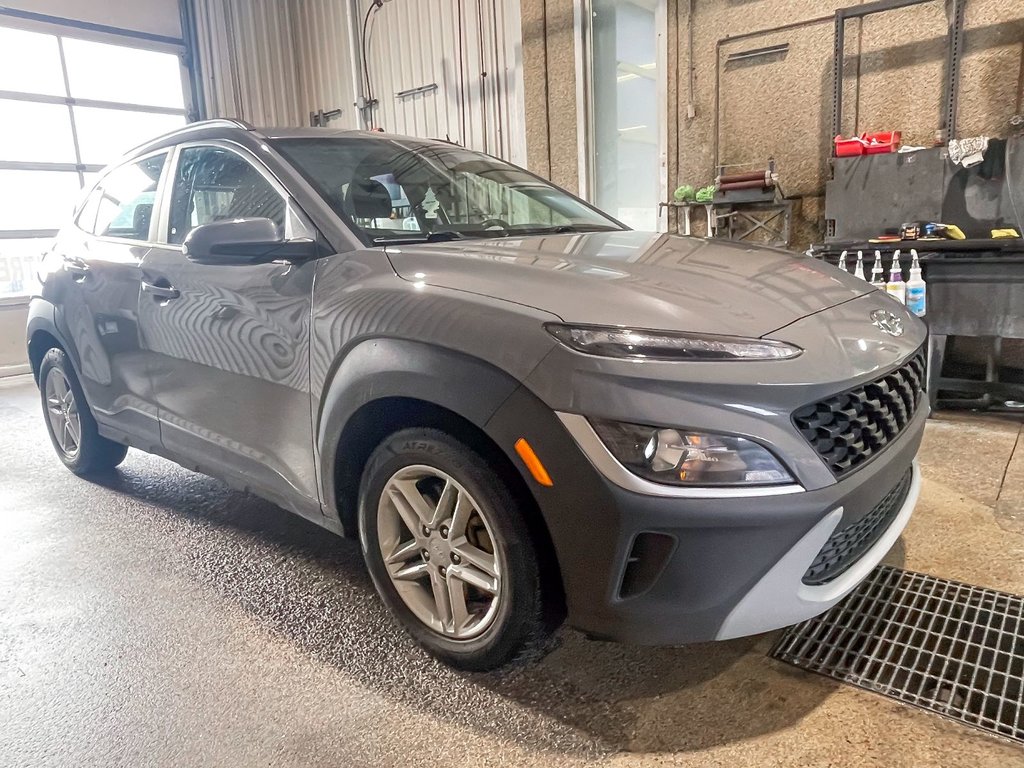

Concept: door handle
[[141, 280, 181, 301]]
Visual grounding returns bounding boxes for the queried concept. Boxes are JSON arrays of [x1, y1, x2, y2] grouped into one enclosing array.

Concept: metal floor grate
[[771, 566, 1024, 743]]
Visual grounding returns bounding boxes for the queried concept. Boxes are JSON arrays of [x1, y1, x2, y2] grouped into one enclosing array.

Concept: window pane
[[590, 0, 660, 231], [168, 147, 285, 244], [94, 154, 166, 241], [0, 27, 65, 96], [0, 238, 53, 299], [272, 138, 618, 243], [74, 107, 185, 165], [62, 37, 186, 108], [0, 100, 76, 163], [0, 171, 83, 230]]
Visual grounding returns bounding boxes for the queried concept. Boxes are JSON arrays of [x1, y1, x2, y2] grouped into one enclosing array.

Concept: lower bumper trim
[[714, 460, 921, 640]]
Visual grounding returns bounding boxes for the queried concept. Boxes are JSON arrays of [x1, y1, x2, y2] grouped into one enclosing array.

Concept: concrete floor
[[2, 373, 1023, 767]]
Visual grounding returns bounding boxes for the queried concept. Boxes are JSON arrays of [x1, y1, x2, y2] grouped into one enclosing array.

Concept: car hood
[[384, 231, 872, 337]]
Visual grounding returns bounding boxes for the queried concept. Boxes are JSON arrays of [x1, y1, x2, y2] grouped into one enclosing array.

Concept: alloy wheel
[[44, 367, 81, 459], [377, 465, 504, 640]]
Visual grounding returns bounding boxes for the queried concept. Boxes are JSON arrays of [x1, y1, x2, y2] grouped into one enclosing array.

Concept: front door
[[137, 143, 319, 511]]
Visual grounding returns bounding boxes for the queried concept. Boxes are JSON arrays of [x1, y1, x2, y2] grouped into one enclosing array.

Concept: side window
[[86, 153, 166, 240], [167, 146, 286, 245]]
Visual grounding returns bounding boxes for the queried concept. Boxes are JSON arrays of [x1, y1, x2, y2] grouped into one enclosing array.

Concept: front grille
[[803, 467, 913, 585], [793, 351, 925, 478]]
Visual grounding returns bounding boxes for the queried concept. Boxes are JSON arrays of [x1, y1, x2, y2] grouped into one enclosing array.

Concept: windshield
[[272, 137, 624, 244]]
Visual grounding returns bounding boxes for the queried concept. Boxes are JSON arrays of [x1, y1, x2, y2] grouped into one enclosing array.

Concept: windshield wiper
[[372, 230, 467, 245], [513, 224, 621, 236]]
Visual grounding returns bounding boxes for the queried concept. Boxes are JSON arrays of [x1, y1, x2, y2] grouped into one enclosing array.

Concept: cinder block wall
[[522, 0, 1024, 249]]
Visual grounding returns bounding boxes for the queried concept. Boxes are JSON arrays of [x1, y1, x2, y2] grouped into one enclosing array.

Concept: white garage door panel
[[0, 0, 182, 40], [0, 8, 191, 375]]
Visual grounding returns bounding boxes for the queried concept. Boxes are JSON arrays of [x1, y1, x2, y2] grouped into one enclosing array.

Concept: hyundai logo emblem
[[870, 308, 904, 337]]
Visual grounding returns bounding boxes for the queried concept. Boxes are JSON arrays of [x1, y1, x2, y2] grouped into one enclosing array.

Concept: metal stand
[[715, 200, 794, 247], [658, 202, 715, 236]]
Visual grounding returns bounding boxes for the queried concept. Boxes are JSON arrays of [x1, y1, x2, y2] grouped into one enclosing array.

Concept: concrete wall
[[675, 0, 1024, 249], [521, 0, 1024, 249], [521, 0, 580, 191]]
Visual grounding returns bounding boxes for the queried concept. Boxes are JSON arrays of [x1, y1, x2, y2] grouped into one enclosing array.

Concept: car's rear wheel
[[358, 428, 549, 670], [38, 347, 128, 475]]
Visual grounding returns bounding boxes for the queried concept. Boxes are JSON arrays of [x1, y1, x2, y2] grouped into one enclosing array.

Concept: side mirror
[[182, 218, 321, 265]]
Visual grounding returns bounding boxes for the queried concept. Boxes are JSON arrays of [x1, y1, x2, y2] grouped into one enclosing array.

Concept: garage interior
[[2, 1, 1024, 766]]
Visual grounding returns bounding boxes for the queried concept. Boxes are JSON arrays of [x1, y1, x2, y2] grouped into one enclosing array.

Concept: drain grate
[[771, 565, 1024, 743]]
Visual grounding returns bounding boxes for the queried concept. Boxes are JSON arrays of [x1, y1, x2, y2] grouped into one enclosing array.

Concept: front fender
[[316, 338, 530, 518]]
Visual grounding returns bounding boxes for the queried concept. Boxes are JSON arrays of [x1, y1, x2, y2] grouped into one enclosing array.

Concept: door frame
[[573, 0, 667, 231]]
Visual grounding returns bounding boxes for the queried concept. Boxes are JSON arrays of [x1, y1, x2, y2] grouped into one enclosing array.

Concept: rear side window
[[167, 146, 285, 245], [79, 153, 166, 240]]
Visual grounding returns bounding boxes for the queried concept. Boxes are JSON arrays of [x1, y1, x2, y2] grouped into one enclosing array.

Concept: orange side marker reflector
[[514, 438, 554, 487]]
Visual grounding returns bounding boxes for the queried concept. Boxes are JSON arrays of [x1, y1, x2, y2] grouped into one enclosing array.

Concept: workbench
[[810, 239, 1024, 410]]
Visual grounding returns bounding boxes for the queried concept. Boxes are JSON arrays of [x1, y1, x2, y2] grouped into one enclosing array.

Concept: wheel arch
[[318, 338, 567, 621], [26, 302, 71, 384], [317, 338, 523, 521]]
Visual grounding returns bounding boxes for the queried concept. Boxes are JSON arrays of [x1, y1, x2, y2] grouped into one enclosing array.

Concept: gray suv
[[28, 119, 927, 670]]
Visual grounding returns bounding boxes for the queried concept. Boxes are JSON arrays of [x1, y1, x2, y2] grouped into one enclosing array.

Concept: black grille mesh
[[793, 352, 925, 478], [803, 468, 914, 585]]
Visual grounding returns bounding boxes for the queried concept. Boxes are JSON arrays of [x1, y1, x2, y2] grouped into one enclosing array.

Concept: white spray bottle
[[870, 251, 886, 289], [906, 249, 926, 316], [853, 250, 866, 281], [838, 250, 848, 272], [886, 250, 906, 304]]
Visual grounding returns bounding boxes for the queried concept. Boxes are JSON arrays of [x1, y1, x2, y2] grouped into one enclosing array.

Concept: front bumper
[[485, 384, 926, 646], [556, 405, 925, 644]]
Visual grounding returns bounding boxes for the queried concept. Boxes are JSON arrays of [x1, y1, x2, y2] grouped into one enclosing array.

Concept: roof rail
[[116, 118, 265, 163], [200, 117, 259, 132]]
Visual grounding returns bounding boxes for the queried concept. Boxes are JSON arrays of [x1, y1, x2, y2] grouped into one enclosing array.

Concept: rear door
[[136, 142, 320, 510], [53, 151, 168, 447]]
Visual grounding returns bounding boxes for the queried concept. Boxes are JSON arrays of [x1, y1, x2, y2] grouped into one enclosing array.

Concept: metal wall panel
[[356, 0, 526, 162], [190, 0, 526, 160], [192, 0, 305, 126], [292, 0, 357, 129]]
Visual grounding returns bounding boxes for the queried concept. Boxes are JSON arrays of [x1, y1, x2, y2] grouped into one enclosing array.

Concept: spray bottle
[[906, 249, 926, 316], [870, 250, 886, 289], [837, 250, 848, 272], [886, 250, 906, 304], [853, 250, 866, 281]]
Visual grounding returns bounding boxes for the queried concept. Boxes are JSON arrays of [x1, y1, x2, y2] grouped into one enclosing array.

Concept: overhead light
[[617, 73, 639, 82], [618, 125, 647, 132]]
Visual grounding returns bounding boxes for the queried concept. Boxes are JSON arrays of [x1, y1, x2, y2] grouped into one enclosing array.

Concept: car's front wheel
[[38, 347, 128, 475], [358, 428, 549, 670]]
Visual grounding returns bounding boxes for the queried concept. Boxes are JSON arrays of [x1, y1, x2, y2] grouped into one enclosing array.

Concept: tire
[[38, 347, 128, 475], [358, 428, 549, 671]]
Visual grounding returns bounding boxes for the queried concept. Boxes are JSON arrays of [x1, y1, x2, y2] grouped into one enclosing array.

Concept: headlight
[[545, 323, 801, 361], [590, 419, 794, 486]]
